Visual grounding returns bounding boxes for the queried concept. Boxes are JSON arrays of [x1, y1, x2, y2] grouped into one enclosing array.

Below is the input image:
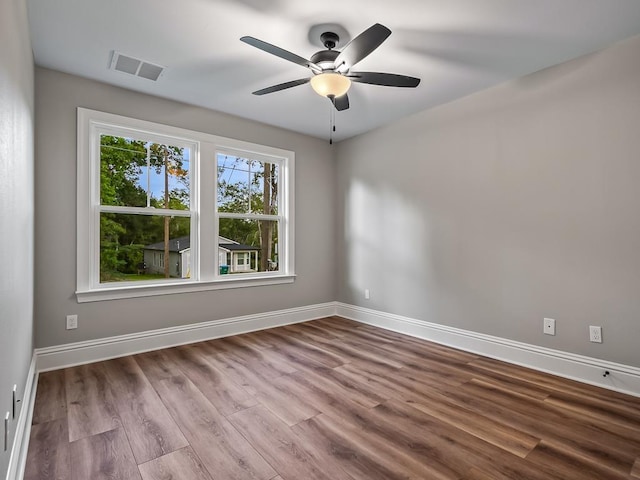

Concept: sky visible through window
[[138, 146, 190, 206], [99, 135, 190, 208]]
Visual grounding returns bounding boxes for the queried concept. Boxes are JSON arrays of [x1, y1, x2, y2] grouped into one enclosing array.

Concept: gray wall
[[0, 0, 34, 476], [34, 68, 336, 348], [336, 34, 640, 367]]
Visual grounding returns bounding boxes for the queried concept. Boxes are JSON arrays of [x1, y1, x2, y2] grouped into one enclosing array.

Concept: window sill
[[76, 274, 296, 303]]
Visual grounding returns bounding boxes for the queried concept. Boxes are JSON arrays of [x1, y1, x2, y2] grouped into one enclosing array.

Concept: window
[[77, 108, 294, 302], [217, 153, 280, 274], [98, 133, 192, 283]]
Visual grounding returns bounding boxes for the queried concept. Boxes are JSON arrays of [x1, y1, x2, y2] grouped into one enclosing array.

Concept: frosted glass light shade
[[310, 73, 351, 98]]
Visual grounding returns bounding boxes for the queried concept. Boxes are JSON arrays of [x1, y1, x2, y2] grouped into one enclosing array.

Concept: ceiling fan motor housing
[[310, 49, 340, 71]]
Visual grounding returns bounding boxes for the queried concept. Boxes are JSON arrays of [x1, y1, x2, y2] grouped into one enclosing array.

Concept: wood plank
[[138, 447, 213, 480], [294, 321, 347, 340], [208, 349, 320, 426], [134, 349, 184, 382], [465, 378, 640, 452], [468, 356, 628, 401], [544, 389, 640, 431], [313, 316, 367, 333], [202, 347, 267, 395], [167, 344, 257, 416], [631, 458, 640, 478], [153, 375, 276, 480], [23, 419, 70, 480], [32, 370, 66, 425], [220, 339, 298, 378], [102, 356, 188, 464], [65, 363, 122, 442], [290, 367, 381, 409], [292, 413, 450, 480], [364, 338, 549, 399], [405, 397, 540, 458], [454, 379, 640, 474], [351, 324, 479, 364], [524, 440, 633, 480], [262, 341, 330, 373], [461, 461, 566, 480], [251, 373, 320, 426], [307, 336, 405, 369], [364, 399, 507, 478], [227, 331, 277, 350], [267, 327, 351, 366], [228, 405, 353, 480], [463, 365, 552, 400], [267, 372, 368, 428], [70, 428, 141, 480], [333, 361, 422, 402]]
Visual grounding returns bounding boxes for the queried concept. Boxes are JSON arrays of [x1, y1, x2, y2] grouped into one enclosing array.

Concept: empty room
[[2, 0, 640, 479]]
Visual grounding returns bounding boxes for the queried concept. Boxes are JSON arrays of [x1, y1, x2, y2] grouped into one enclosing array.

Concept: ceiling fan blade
[[241, 36, 321, 72], [334, 23, 392, 70], [252, 78, 310, 95], [333, 94, 350, 111], [348, 72, 421, 88]]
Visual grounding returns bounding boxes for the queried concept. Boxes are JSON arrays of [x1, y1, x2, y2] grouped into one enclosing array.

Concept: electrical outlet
[[364, 289, 370, 300], [66, 314, 78, 330], [543, 318, 556, 335], [589, 325, 602, 343]]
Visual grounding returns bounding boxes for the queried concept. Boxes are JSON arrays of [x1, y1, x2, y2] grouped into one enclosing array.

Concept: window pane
[[217, 155, 278, 215], [100, 135, 190, 209], [100, 135, 147, 207], [147, 144, 191, 209], [217, 155, 250, 213], [219, 218, 279, 273], [100, 212, 191, 282], [250, 162, 279, 215]]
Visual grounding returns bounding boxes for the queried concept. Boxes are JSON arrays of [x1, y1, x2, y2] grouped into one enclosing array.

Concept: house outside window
[[77, 108, 295, 302]]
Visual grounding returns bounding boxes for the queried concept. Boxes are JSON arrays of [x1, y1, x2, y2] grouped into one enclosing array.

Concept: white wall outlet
[[589, 325, 602, 343], [543, 318, 556, 335], [66, 314, 78, 330], [364, 289, 370, 300]]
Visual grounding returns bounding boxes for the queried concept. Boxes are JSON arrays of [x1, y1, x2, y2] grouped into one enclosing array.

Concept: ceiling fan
[[240, 23, 421, 112]]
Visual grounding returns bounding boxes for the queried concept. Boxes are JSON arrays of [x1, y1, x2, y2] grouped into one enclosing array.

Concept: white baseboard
[[35, 302, 336, 372], [336, 303, 640, 398], [5, 353, 38, 480], [33, 301, 640, 396]]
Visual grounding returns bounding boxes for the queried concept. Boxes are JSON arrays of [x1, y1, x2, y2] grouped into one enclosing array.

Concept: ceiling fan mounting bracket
[[308, 23, 350, 49], [320, 32, 339, 50]]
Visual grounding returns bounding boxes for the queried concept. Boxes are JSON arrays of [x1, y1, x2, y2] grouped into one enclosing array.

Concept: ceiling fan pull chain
[[329, 95, 335, 144]]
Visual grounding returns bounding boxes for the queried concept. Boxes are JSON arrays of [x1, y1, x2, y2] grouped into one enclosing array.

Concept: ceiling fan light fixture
[[310, 73, 351, 98]]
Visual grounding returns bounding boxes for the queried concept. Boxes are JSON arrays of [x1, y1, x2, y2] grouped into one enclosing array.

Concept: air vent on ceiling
[[110, 51, 164, 81]]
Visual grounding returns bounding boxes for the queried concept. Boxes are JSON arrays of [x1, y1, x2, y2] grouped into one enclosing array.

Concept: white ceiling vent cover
[[110, 51, 164, 81]]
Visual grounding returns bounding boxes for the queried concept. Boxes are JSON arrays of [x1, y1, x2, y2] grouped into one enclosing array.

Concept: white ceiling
[[27, 0, 640, 142]]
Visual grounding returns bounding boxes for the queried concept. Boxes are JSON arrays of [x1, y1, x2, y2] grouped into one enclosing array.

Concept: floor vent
[[110, 51, 164, 81]]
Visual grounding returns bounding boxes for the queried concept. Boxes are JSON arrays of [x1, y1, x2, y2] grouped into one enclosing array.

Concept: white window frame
[[77, 108, 295, 302]]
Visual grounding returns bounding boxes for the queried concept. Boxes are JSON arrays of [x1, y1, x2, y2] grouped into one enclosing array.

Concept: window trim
[[77, 108, 295, 303]]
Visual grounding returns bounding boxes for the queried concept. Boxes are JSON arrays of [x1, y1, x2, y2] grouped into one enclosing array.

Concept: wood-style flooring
[[25, 316, 640, 479]]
